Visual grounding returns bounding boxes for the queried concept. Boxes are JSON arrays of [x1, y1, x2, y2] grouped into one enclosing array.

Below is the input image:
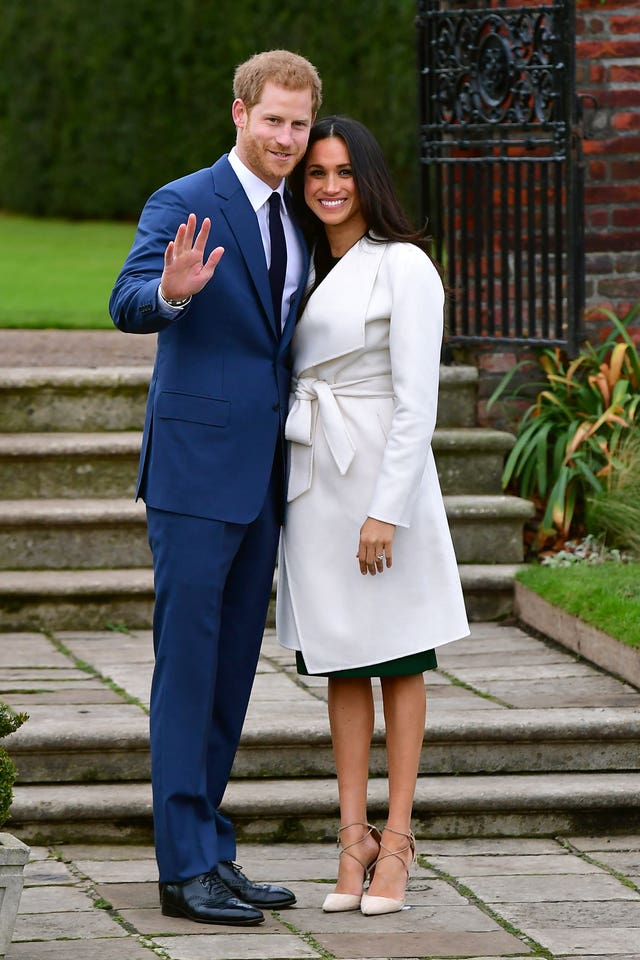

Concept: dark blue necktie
[[268, 192, 287, 331]]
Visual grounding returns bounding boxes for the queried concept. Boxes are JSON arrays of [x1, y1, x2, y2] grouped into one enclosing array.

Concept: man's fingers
[[205, 246, 225, 272], [193, 217, 212, 252], [183, 212, 197, 247]]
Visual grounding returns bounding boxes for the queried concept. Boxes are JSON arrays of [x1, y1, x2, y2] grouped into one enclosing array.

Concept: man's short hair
[[233, 50, 322, 115]]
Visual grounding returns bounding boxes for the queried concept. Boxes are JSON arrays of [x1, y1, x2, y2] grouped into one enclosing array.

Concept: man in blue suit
[[109, 50, 322, 926]]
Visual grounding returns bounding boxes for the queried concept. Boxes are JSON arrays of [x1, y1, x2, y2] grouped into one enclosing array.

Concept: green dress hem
[[295, 649, 437, 678]]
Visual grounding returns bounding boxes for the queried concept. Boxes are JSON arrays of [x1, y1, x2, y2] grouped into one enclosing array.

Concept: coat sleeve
[[366, 244, 444, 527]]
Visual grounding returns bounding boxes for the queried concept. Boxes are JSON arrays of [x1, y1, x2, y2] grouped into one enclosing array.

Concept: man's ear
[[232, 98, 247, 130]]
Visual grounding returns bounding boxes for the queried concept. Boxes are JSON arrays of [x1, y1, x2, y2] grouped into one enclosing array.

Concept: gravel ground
[[0, 329, 157, 367]]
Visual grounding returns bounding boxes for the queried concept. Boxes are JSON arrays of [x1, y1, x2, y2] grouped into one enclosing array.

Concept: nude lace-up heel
[[322, 822, 381, 912], [360, 826, 416, 916]]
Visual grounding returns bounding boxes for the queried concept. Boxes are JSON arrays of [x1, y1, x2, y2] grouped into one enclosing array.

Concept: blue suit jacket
[[109, 155, 309, 524]]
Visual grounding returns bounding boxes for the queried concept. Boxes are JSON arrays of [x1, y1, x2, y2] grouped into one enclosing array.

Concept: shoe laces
[[200, 870, 233, 897]]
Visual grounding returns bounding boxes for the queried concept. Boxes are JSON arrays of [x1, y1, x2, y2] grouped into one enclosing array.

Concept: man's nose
[[275, 125, 293, 146]]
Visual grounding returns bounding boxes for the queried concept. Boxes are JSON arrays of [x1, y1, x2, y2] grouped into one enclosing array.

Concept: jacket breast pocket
[[156, 390, 230, 427]]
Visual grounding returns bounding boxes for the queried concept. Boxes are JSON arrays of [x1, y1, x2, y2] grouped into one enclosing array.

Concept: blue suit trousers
[[146, 455, 281, 882]]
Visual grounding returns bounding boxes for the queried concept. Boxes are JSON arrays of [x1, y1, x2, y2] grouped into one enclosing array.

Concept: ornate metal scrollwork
[[429, 6, 562, 129]]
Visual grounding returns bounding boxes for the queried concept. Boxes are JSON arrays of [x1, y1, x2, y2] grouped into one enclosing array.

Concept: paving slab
[[425, 853, 603, 876], [498, 899, 640, 927], [313, 931, 529, 958], [525, 926, 640, 955], [12, 909, 127, 941], [460, 872, 640, 903], [6, 941, 155, 960], [152, 933, 319, 959]]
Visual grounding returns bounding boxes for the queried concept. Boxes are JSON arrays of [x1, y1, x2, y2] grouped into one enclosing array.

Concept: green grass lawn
[[517, 562, 640, 649], [0, 212, 136, 328]]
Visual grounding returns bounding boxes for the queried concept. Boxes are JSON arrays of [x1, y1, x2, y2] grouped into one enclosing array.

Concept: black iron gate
[[417, 0, 585, 353]]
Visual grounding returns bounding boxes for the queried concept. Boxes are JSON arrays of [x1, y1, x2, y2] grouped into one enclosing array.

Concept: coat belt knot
[[285, 374, 394, 502]]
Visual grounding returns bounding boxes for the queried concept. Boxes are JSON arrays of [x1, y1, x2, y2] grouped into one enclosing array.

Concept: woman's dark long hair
[[289, 115, 432, 300]]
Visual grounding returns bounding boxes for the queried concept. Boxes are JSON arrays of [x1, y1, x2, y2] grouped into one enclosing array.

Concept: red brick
[[578, 0, 634, 8], [583, 136, 640, 155], [586, 231, 639, 252], [612, 208, 640, 228], [613, 112, 640, 132], [585, 183, 640, 204], [615, 254, 640, 274], [590, 89, 640, 108], [586, 253, 615, 273], [578, 40, 640, 59], [579, 0, 635, 8], [610, 65, 640, 84], [588, 62, 607, 84], [477, 354, 519, 376], [611, 15, 640, 34], [598, 277, 640, 299], [588, 160, 608, 179], [587, 17, 607, 34], [587, 209, 610, 228], [611, 160, 640, 179]]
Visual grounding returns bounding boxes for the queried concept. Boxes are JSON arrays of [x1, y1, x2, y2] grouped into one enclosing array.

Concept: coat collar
[[292, 236, 387, 373]]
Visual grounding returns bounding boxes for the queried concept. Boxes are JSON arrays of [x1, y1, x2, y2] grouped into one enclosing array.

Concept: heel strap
[[336, 822, 381, 874], [372, 827, 416, 878]]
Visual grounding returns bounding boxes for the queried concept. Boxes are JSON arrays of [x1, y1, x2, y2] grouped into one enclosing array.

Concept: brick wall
[[577, 0, 640, 332], [470, 1, 640, 428]]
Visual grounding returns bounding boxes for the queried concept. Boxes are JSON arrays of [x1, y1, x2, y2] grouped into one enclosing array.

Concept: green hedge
[[0, 0, 418, 222]]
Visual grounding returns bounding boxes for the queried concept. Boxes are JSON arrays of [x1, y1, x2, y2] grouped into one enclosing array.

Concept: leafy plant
[[0, 704, 28, 828], [586, 427, 640, 556], [540, 533, 627, 567], [488, 303, 640, 543]]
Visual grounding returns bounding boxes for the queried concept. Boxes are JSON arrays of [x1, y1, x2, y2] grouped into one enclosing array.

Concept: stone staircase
[[14, 361, 639, 844], [0, 364, 532, 629]]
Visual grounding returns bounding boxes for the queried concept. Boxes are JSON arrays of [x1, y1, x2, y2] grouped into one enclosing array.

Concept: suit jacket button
[[272, 403, 279, 411]]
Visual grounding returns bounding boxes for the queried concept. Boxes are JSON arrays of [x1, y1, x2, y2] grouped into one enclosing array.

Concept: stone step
[[8, 708, 639, 785], [444, 494, 534, 563], [0, 569, 155, 632], [0, 494, 531, 570], [0, 368, 151, 432], [0, 364, 479, 433], [0, 564, 523, 630], [0, 427, 512, 500], [435, 365, 479, 428], [0, 499, 150, 569], [433, 428, 513, 495], [0, 433, 139, 499], [10, 771, 640, 844]]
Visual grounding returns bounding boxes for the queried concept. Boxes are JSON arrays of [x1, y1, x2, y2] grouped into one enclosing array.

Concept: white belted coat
[[276, 236, 469, 673]]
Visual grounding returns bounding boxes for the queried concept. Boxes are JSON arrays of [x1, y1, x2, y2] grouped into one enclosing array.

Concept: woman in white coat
[[276, 117, 469, 915]]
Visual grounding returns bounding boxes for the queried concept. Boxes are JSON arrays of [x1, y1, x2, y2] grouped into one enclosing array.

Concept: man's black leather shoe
[[217, 860, 296, 907], [161, 870, 264, 925]]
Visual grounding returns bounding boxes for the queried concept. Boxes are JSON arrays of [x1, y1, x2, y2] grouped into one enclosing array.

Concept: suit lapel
[[280, 208, 309, 353], [213, 157, 275, 333]]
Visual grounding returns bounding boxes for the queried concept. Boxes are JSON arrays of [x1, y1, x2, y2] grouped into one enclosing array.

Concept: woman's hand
[[357, 517, 395, 576]]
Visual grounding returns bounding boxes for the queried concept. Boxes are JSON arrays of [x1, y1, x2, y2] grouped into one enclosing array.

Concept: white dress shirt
[[227, 147, 304, 330]]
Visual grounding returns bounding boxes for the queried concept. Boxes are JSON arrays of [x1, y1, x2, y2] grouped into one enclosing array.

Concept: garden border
[[515, 581, 640, 690]]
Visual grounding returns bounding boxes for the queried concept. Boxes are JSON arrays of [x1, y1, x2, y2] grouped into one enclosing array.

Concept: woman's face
[[303, 136, 367, 246]]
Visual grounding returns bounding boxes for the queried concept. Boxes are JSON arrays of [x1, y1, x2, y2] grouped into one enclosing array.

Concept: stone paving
[[2, 623, 640, 959], [7, 834, 640, 959]]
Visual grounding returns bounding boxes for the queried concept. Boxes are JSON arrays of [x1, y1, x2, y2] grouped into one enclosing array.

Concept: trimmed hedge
[[0, 0, 418, 222]]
